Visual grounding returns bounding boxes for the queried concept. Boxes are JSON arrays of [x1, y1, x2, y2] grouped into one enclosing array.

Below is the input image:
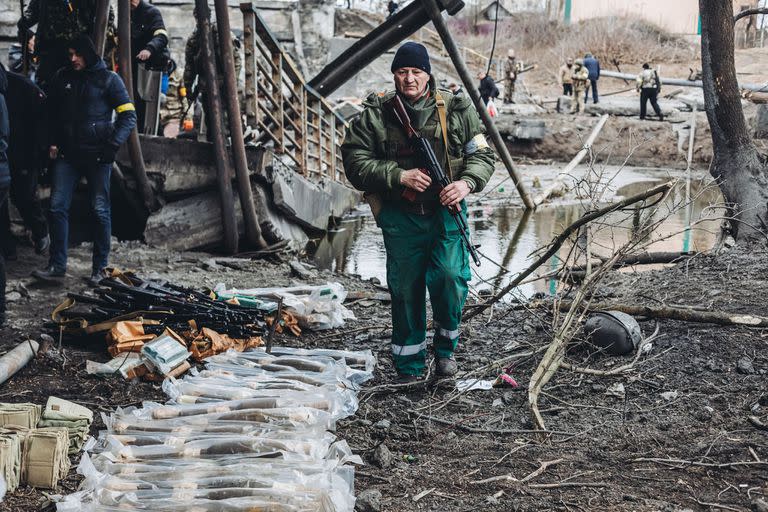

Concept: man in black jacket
[[131, 0, 168, 132], [0, 68, 50, 260], [478, 72, 499, 105], [32, 35, 136, 286], [17, 0, 98, 88]]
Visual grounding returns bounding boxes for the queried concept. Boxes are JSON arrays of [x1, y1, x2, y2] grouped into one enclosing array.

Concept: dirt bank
[[0, 235, 766, 511]]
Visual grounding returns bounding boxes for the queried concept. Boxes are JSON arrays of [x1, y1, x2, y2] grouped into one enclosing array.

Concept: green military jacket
[[341, 86, 495, 200]]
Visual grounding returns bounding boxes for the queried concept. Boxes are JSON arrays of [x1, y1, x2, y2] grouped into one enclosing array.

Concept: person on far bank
[[32, 35, 136, 286], [583, 52, 600, 104], [636, 63, 664, 121], [478, 71, 499, 105], [559, 57, 573, 96], [571, 59, 589, 114], [342, 42, 495, 383], [503, 49, 518, 104]]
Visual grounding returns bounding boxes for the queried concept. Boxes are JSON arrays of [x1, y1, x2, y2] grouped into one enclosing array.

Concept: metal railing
[[240, 3, 346, 182]]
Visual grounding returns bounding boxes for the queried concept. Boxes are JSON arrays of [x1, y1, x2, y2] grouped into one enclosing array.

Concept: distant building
[[561, 0, 750, 36], [480, 1, 514, 21]]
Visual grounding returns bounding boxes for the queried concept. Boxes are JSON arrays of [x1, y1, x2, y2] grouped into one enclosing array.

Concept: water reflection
[[310, 177, 721, 296]]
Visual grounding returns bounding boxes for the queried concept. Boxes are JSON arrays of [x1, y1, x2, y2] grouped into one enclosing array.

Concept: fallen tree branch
[[566, 251, 698, 274], [470, 458, 564, 485], [553, 302, 768, 327], [527, 481, 607, 489], [633, 457, 768, 469], [463, 181, 674, 322], [417, 414, 575, 436]]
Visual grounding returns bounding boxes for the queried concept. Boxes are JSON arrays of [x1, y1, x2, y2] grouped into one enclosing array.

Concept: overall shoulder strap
[[435, 91, 453, 180]]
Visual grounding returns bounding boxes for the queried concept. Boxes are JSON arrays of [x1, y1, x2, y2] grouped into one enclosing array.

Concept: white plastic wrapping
[[59, 347, 375, 512], [214, 282, 356, 331]]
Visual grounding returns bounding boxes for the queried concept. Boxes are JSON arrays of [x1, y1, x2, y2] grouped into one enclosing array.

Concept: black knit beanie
[[391, 42, 431, 74]]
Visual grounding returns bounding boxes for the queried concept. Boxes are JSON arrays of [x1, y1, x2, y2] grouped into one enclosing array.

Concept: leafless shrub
[[450, 12, 697, 79]]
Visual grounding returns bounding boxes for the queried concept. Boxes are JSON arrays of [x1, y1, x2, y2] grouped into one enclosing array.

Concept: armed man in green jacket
[[341, 42, 495, 383]]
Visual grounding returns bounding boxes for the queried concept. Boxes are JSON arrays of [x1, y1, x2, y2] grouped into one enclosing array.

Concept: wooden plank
[[533, 114, 610, 206]]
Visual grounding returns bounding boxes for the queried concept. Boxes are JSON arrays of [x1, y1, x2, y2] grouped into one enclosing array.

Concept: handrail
[[241, 2, 347, 182]]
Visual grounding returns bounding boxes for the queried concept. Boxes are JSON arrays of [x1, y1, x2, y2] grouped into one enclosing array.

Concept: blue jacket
[[0, 92, 10, 189], [584, 56, 600, 81], [48, 59, 136, 164]]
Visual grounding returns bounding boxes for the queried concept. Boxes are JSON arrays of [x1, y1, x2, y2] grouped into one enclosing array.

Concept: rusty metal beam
[[194, 0, 238, 254], [308, 0, 464, 96], [214, 0, 267, 250], [117, 0, 156, 212]]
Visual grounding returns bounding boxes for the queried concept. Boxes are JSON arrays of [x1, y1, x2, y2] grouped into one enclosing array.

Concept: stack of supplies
[[0, 403, 41, 428], [21, 427, 70, 488], [0, 430, 21, 492], [38, 397, 93, 454]]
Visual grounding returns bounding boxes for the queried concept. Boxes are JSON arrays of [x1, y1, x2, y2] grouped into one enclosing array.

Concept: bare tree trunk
[[700, 0, 768, 239]]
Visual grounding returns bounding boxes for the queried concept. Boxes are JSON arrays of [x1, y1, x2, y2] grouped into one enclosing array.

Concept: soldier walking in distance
[[342, 42, 495, 383], [636, 63, 664, 121]]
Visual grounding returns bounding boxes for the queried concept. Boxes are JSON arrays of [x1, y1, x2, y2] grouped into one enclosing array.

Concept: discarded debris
[[0, 341, 39, 386], [214, 282, 356, 331]]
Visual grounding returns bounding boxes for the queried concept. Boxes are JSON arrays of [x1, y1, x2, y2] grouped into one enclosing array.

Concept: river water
[[310, 166, 722, 297]]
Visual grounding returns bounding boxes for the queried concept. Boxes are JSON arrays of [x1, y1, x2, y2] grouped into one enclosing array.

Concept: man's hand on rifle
[[439, 180, 470, 207], [400, 168, 431, 192]]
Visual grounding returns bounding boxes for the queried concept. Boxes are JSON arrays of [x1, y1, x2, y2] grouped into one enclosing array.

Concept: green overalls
[[379, 95, 471, 376]]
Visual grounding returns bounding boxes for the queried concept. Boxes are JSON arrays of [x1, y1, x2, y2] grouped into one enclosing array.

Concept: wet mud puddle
[[310, 167, 721, 297]]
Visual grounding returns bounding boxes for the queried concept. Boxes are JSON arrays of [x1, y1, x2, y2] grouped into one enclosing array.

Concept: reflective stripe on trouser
[[380, 202, 470, 376]]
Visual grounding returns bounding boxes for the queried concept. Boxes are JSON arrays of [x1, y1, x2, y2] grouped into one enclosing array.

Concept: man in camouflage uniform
[[342, 42, 495, 383], [571, 58, 589, 114], [17, 0, 97, 88], [503, 49, 518, 104], [183, 22, 241, 140], [159, 70, 184, 136]]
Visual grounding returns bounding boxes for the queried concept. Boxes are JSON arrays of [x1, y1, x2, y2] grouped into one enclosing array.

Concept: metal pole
[[214, 0, 267, 249], [92, 0, 110, 58], [308, 0, 464, 96], [194, 0, 239, 254], [117, 0, 156, 212], [421, 0, 534, 210]]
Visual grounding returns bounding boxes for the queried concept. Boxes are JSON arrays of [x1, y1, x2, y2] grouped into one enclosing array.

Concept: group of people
[[559, 54, 663, 120], [0, 0, 188, 328], [558, 52, 601, 113]]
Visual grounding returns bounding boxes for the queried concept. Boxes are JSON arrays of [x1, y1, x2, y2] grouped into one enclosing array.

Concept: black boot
[[31, 265, 65, 284]]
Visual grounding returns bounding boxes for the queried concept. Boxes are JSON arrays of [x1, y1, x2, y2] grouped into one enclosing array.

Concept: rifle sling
[[435, 91, 452, 180]]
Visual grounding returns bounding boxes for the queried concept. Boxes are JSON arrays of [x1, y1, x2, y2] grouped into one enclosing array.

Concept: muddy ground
[[0, 234, 766, 511]]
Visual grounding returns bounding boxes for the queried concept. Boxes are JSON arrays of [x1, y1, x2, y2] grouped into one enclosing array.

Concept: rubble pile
[[57, 347, 375, 512]]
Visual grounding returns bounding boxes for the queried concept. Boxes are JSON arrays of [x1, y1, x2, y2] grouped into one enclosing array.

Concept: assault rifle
[[387, 94, 481, 267]]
